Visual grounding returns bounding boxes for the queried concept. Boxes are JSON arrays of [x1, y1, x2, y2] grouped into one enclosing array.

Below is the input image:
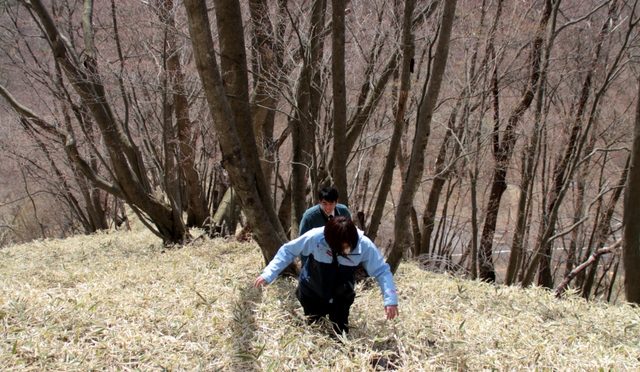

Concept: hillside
[[1, 230, 639, 370]]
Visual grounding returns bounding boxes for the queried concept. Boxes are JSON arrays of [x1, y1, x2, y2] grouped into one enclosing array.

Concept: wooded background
[[1, 0, 640, 303]]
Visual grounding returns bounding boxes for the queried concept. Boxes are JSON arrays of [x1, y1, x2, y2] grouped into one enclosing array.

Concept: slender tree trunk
[[469, 167, 479, 279], [323, 1, 440, 193], [565, 155, 590, 276], [478, 0, 551, 282], [159, 0, 209, 229], [367, 0, 415, 241], [419, 95, 467, 256], [290, 0, 326, 236], [421, 0, 486, 260], [388, 0, 457, 273], [331, 0, 349, 206], [576, 167, 606, 289], [20, 169, 45, 238], [161, 78, 183, 232], [248, 0, 288, 188], [505, 1, 555, 283], [524, 1, 623, 287], [623, 78, 640, 304], [565, 129, 597, 278], [581, 156, 628, 298], [535, 3, 613, 288]]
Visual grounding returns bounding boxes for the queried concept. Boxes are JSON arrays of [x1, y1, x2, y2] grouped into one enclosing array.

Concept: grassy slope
[[0, 229, 639, 371]]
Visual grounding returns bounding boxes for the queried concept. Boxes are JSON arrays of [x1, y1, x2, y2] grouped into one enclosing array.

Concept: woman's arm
[[360, 236, 399, 308], [255, 232, 316, 285]]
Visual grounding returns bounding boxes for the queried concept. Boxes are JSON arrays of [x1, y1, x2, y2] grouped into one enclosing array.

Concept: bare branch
[[555, 239, 622, 298]]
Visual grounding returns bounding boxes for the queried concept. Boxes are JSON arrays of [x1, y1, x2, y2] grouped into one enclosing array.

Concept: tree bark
[[331, 0, 349, 206], [478, 0, 551, 282], [248, 0, 287, 185], [183, 0, 286, 261], [159, 0, 209, 229], [418, 95, 468, 256], [534, 3, 614, 288], [289, 0, 326, 236], [388, 0, 457, 273], [623, 79, 640, 304], [524, 1, 622, 287], [555, 240, 621, 299], [581, 155, 629, 298], [505, 0, 556, 284], [367, 0, 416, 241]]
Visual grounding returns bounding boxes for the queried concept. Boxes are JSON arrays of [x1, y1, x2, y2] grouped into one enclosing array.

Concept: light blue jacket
[[260, 227, 398, 306]]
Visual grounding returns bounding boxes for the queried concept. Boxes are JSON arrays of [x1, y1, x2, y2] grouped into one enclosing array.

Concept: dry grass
[[1, 229, 639, 371]]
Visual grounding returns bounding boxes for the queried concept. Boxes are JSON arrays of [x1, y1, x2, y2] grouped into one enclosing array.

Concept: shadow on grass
[[271, 279, 305, 326], [229, 285, 263, 372], [369, 335, 402, 370]]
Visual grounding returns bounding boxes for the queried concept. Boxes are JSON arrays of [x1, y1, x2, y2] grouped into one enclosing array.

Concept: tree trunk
[[159, 0, 209, 229], [367, 0, 415, 241], [419, 97, 467, 256], [581, 156, 628, 298], [623, 78, 640, 304], [524, 1, 621, 287], [420, 0, 486, 258], [317, 1, 441, 194], [388, 0, 457, 273], [478, 0, 551, 282], [248, 0, 288, 188], [566, 160, 589, 275], [535, 3, 613, 288], [212, 187, 241, 236], [469, 168, 479, 279], [331, 0, 349, 206], [184, 0, 286, 261], [505, 1, 554, 283], [289, 0, 326, 236]]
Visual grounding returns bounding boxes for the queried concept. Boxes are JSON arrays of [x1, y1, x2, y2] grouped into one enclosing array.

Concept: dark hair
[[318, 186, 339, 202], [324, 216, 359, 255]]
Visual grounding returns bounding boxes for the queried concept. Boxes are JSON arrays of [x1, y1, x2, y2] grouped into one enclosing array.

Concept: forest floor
[[1, 227, 639, 370]]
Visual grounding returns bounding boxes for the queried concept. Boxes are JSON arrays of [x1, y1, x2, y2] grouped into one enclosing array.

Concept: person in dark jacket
[[299, 187, 351, 236], [298, 187, 352, 268], [254, 216, 398, 334]]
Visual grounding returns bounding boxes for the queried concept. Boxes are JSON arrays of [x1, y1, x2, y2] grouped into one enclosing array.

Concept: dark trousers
[[296, 286, 354, 334]]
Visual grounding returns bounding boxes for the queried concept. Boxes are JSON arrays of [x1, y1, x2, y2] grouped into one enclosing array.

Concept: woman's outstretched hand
[[253, 276, 267, 288], [385, 305, 399, 320]]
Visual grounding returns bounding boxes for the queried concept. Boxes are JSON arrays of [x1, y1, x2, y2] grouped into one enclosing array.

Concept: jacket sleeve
[[360, 236, 398, 306], [260, 233, 315, 284]]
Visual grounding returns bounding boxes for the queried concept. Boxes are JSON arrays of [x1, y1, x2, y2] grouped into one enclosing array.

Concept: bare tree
[[157, 0, 209, 229], [331, 0, 349, 205], [183, 0, 287, 261], [478, 0, 552, 282], [388, 0, 458, 273], [0, 0, 200, 244], [523, 0, 635, 287], [289, 0, 327, 237], [366, 0, 417, 241], [581, 156, 629, 298], [623, 77, 640, 304]]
